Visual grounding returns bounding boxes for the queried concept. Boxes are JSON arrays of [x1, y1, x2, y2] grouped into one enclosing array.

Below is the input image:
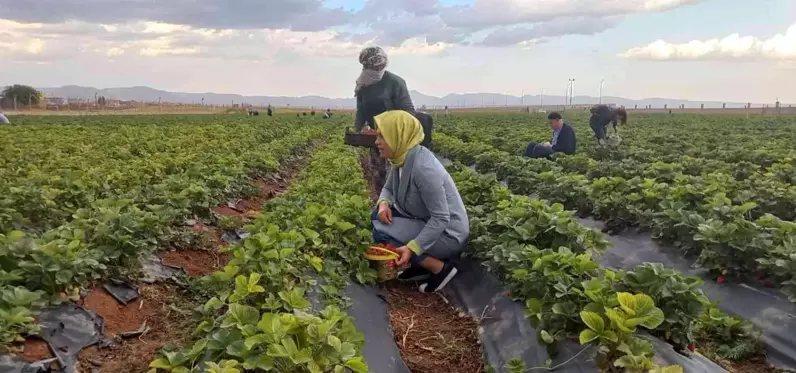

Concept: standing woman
[[354, 46, 416, 192]]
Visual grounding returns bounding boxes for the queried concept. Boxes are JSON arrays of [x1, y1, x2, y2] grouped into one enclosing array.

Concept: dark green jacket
[[355, 71, 415, 131]]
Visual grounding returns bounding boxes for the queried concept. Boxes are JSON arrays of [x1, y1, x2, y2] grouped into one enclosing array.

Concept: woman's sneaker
[[397, 267, 431, 282], [418, 263, 458, 293]]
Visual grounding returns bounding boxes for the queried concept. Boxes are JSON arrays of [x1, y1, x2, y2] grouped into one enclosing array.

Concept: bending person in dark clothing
[[524, 112, 576, 159], [589, 105, 628, 144], [353, 46, 416, 192]]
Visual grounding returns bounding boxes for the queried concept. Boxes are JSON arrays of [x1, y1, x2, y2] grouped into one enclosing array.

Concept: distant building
[[45, 96, 65, 106]]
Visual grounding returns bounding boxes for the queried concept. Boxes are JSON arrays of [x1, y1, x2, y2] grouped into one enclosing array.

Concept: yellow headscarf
[[374, 110, 425, 167]]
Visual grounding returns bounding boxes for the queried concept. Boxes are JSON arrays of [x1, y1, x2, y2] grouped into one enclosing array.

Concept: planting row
[[149, 143, 377, 373], [447, 164, 764, 372], [438, 117, 796, 221], [433, 132, 796, 303], [437, 113, 796, 170], [0, 115, 304, 233], [0, 118, 331, 353]]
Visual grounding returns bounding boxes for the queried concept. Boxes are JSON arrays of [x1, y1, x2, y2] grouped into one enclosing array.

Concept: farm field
[[433, 112, 796, 372], [1, 112, 796, 373]]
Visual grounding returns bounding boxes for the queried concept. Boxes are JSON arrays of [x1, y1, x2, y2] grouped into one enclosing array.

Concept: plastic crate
[[344, 127, 378, 148]]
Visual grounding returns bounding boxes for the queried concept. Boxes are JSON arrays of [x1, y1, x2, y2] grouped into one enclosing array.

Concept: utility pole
[[540, 88, 544, 108], [521, 90, 524, 106], [569, 78, 576, 106], [599, 79, 604, 105]]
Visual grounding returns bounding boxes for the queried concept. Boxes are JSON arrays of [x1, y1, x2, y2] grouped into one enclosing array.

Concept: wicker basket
[[364, 245, 407, 281], [344, 127, 378, 148]]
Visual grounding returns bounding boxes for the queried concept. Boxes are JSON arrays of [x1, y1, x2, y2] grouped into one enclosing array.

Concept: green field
[[2, 113, 795, 373]]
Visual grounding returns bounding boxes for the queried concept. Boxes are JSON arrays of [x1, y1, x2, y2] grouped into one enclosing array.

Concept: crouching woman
[[369, 110, 469, 293]]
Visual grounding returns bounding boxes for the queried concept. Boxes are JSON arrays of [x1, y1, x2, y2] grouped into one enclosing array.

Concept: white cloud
[[0, 18, 371, 61], [441, 0, 701, 29], [0, 38, 45, 55], [388, 37, 454, 56], [619, 24, 796, 60]]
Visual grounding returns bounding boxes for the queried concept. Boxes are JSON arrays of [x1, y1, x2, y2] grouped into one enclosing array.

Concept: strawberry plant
[[619, 263, 708, 349]]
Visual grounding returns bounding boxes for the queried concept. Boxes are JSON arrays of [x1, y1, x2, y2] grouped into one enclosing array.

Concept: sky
[[1, 0, 795, 103]]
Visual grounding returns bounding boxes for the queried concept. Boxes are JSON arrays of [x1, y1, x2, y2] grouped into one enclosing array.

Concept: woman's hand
[[393, 246, 412, 266], [377, 202, 393, 224]]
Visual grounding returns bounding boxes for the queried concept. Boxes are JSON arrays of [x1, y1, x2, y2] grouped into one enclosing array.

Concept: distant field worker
[[523, 112, 576, 159], [589, 104, 627, 144], [370, 110, 469, 293], [0, 112, 9, 124], [353, 46, 416, 192]]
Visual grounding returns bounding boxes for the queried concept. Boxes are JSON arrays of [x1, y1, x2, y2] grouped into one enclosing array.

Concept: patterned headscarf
[[355, 46, 389, 95]]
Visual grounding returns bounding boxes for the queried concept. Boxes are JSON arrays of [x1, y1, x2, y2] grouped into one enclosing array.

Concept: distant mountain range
[[33, 85, 768, 109]]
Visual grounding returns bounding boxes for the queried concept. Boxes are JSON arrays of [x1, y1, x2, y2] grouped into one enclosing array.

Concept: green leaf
[[307, 361, 323, 373], [605, 308, 633, 333], [243, 355, 274, 371], [278, 288, 311, 310], [257, 313, 286, 343], [267, 343, 289, 358], [226, 340, 247, 357], [281, 337, 299, 356], [526, 298, 543, 314], [328, 335, 342, 352], [632, 293, 655, 312], [292, 347, 313, 364], [339, 342, 357, 360], [226, 303, 260, 327], [187, 339, 208, 358], [307, 255, 324, 273], [579, 329, 600, 344], [203, 297, 225, 313], [651, 365, 684, 373], [637, 308, 665, 330], [149, 358, 172, 369], [540, 330, 554, 344], [344, 357, 369, 373], [617, 292, 637, 316], [580, 311, 604, 333], [246, 329, 273, 346]]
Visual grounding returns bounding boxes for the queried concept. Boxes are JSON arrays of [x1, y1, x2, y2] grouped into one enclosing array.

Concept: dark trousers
[[523, 142, 554, 159]]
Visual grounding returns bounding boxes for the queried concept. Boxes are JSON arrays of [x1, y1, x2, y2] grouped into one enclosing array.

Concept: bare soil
[[386, 282, 484, 373], [159, 149, 312, 278], [160, 248, 228, 277], [77, 284, 194, 373], [712, 356, 790, 373], [20, 339, 52, 362]]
